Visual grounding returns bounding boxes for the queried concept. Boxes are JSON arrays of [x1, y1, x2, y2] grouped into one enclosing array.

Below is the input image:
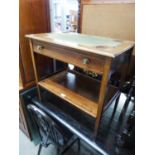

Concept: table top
[[30, 89, 134, 155], [21, 86, 134, 155], [26, 32, 134, 58]]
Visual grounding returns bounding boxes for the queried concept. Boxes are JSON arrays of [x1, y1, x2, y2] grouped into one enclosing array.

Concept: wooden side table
[[26, 33, 134, 136]]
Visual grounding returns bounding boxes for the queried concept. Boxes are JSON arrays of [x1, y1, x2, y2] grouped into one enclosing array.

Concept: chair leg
[[57, 147, 60, 155], [60, 135, 78, 155], [77, 138, 80, 152], [37, 144, 42, 155], [114, 94, 120, 113]]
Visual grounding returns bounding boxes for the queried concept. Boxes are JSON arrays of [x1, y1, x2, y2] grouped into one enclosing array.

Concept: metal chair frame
[[27, 104, 80, 155]]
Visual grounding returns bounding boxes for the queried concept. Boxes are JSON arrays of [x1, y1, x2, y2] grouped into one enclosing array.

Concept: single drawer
[[33, 40, 106, 74]]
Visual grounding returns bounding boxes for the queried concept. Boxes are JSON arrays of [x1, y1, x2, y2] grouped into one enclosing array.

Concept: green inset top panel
[[46, 33, 121, 47]]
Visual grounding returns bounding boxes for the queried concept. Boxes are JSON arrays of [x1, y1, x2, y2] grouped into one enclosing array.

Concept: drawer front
[[33, 40, 106, 74]]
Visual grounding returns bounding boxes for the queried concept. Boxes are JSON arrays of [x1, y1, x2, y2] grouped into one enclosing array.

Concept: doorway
[[49, 0, 79, 32]]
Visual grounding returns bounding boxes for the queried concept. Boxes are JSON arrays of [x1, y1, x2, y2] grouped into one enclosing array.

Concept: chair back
[[27, 104, 67, 147]]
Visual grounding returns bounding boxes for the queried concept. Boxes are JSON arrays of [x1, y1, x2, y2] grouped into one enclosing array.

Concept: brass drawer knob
[[37, 45, 44, 50], [82, 58, 90, 65]]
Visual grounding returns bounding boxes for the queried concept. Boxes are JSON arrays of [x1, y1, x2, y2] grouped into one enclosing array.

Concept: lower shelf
[[38, 70, 99, 117]]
